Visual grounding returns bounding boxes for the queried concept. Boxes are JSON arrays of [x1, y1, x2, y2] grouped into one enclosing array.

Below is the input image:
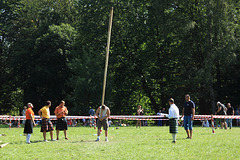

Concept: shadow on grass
[[30, 140, 44, 143], [70, 140, 97, 143], [10, 140, 44, 144], [156, 137, 192, 141]]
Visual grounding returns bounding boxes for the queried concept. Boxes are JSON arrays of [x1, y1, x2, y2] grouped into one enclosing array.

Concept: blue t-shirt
[[89, 109, 95, 116], [184, 100, 195, 116]]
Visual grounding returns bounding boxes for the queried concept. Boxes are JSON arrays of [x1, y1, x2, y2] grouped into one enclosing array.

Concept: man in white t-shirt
[[95, 104, 110, 141]]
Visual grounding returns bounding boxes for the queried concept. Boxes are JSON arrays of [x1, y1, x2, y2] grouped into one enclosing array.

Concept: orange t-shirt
[[54, 106, 68, 118], [26, 108, 34, 120]]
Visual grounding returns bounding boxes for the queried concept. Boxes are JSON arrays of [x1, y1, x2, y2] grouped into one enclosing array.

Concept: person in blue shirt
[[89, 107, 96, 128], [182, 94, 195, 139]]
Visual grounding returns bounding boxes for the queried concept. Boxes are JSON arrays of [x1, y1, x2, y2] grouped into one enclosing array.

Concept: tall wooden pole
[[102, 7, 113, 105]]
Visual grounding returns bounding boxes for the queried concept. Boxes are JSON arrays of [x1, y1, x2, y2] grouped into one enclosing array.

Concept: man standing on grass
[[89, 107, 95, 128], [166, 98, 179, 143], [182, 94, 195, 139], [54, 100, 69, 140], [95, 104, 110, 142], [38, 100, 55, 142], [226, 103, 234, 129]]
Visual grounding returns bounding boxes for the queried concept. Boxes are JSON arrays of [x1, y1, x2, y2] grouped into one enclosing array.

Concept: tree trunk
[[141, 77, 159, 113]]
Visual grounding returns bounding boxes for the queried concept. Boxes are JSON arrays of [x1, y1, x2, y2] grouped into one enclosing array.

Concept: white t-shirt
[[99, 106, 109, 119], [167, 104, 179, 119]]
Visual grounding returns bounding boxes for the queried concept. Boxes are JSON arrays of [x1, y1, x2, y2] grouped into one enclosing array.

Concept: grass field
[[0, 126, 239, 160]]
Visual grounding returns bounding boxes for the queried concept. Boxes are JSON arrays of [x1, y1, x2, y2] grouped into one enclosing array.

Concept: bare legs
[[43, 130, 54, 141], [56, 129, 68, 140], [50, 130, 53, 140], [185, 130, 193, 139], [97, 129, 107, 137], [56, 130, 59, 140], [221, 122, 227, 129], [43, 131, 46, 141], [105, 130, 108, 137], [136, 120, 141, 128], [97, 129, 101, 136], [64, 130, 67, 139], [97, 129, 108, 141]]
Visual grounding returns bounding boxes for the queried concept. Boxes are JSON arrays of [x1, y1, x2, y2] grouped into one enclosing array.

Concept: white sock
[[172, 134, 176, 141], [26, 134, 31, 143], [97, 136, 100, 139]]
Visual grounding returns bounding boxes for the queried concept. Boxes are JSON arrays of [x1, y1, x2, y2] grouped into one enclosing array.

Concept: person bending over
[[95, 104, 110, 142]]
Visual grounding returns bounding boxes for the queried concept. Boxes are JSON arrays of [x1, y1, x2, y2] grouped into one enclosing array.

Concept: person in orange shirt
[[54, 100, 68, 140], [23, 103, 36, 144]]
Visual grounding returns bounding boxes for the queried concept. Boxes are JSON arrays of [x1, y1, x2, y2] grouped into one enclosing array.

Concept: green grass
[[0, 126, 239, 160]]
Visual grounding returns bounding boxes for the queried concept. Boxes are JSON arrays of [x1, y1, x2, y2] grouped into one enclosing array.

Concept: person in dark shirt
[[226, 103, 234, 129], [162, 107, 167, 126], [182, 94, 195, 139]]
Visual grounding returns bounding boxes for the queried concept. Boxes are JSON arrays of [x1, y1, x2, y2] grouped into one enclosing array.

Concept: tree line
[[1, 0, 240, 115]]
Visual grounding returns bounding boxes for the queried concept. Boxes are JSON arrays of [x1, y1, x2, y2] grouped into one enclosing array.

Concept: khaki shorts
[[97, 119, 108, 131]]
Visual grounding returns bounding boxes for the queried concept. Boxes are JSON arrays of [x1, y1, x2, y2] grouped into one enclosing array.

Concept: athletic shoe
[[51, 139, 56, 141], [44, 140, 49, 142], [105, 139, 109, 142], [26, 142, 31, 144], [95, 138, 100, 141], [172, 141, 176, 143]]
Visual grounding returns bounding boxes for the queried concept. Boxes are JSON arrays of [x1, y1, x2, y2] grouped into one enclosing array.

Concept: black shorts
[[24, 119, 33, 134], [56, 118, 68, 131], [41, 119, 54, 132]]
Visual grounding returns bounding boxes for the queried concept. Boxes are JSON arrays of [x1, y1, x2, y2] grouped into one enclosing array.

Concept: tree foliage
[[0, 0, 240, 115]]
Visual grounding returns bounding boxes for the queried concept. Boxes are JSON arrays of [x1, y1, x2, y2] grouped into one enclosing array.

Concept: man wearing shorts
[[38, 100, 55, 142], [182, 94, 195, 139], [95, 104, 110, 142], [54, 100, 68, 140]]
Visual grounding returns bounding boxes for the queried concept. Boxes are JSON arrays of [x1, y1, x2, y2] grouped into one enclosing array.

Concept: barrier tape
[[1, 114, 236, 134], [1, 115, 239, 121]]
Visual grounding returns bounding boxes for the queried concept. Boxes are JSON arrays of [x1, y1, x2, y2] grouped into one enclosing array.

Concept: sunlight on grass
[[0, 126, 239, 160]]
